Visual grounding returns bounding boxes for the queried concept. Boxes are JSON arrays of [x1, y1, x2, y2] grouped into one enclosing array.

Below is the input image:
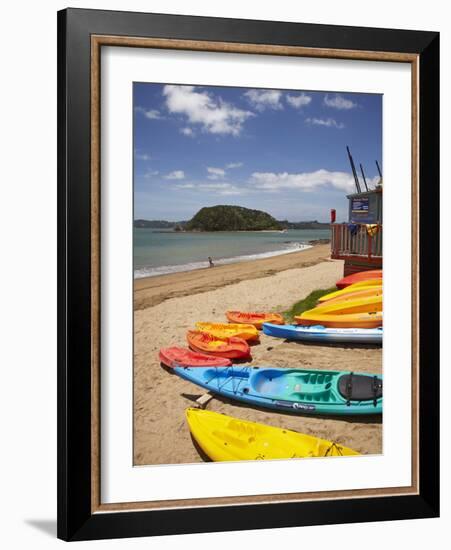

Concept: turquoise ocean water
[[134, 228, 331, 278]]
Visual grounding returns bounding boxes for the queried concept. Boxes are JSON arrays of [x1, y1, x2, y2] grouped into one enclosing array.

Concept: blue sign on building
[[348, 192, 381, 224], [351, 197, 369, 213]]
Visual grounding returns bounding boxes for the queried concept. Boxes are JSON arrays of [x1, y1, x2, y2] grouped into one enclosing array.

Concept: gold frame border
[[90, 35, 420, 514]]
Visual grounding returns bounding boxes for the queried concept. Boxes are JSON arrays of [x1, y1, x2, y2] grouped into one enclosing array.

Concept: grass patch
[[284, 287, 336, 322]]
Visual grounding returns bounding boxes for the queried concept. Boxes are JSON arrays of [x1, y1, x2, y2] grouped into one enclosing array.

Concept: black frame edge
[[57, 8, 68, 541], [418, 33, 440, 515], [64, 6, 437, 53], [57, 8, 440, 541], [71, 494, 437, 542], [58, 7, 96, 540]]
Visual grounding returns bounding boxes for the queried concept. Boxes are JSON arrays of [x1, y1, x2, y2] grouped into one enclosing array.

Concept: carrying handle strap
[[325, 442, 344, 457]]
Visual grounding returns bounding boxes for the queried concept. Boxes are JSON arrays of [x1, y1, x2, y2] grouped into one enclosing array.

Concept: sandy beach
[[134, 243, 332, 310], [133, 245, 382, 465]]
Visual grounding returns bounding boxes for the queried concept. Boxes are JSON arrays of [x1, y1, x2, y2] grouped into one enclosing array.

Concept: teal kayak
[[173, 365, 382, 415]]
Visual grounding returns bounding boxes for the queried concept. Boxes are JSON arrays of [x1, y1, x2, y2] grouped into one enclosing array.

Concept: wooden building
[[331, 186, 382, 276]]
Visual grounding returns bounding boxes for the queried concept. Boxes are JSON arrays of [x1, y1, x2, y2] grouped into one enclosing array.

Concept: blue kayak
[[263, 323, 383, 345], [173, 365, 383, 415]]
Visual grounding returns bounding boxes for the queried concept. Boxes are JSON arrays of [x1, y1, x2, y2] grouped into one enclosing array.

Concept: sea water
[[134, 228, 330, 278]]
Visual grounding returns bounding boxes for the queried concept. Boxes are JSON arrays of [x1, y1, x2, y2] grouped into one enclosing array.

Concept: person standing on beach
[[208, 256, 215, 268]]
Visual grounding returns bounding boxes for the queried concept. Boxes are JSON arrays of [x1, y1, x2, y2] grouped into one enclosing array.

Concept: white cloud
[[207, 167, 226, 180], [305, 117, 345, 129], [163, 85, 254, 136], [135, 106, 164, 119], [175, 183, 195, 189], [323, 94, 357, 110], [363, 176, 381, 190], [134, 151, 152, 161], [286, 93, 312, 109], [180, 127, 195, 137], [198, 183, 245, 196], [244, 89, 283, 111], [164, 170, 185, 180], [145, 109, 163, 119], [143, 170, 159, 178], [198, 183, 230, 190], [206, 164, 242, 180], [250, 169, 355, 193], [175, 181, 246, 196], [219, 188, 245, 196]]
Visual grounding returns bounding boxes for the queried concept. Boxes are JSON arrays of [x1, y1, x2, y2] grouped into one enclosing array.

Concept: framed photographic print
[[57, 8, 439, 541]]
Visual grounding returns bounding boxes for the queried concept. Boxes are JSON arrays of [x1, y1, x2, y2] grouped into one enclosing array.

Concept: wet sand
[[134, 244, 332, 310]]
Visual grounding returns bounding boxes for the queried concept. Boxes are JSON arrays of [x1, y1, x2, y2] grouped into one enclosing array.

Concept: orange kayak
[[159, 347, 232, 368], [294, 311, 382, 329], [226, 311, 285, 329], [336, 270, 382, 289], [195, 322, 259, 342], [187, 331, 251, 360]]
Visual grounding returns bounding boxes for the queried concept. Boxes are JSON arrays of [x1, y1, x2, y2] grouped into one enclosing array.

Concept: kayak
[[186, 408, 359, 461], [318, 286, 382, 305], [262, 323, 383, 345], [311, 294, 382, 315], [196, 322, 259, 342], [159, 347, 232, 368], [226, 311, 285, 329], [187, 331, 251, 360], [319, 281, 382, 302], [173, 365, 383, 415], [336, 270, 382, 290], [294, 310, 382, 328]]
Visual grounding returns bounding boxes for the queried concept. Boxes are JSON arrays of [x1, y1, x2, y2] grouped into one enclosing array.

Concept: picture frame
[[57, 7, 439, 541]]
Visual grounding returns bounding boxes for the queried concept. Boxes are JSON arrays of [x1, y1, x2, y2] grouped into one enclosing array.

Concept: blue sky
[[133, 83, 382, 222]]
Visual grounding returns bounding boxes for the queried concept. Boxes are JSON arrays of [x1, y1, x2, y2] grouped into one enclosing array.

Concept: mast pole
[[360, 163, 369, 191], [346, 146, 361, 193]]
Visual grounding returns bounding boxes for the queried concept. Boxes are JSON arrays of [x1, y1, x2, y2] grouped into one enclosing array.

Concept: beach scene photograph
[[133, 82, 383, 466]]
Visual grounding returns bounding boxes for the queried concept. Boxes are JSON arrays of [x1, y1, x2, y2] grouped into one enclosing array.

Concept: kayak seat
[[213, 430, 248, 449], [251, 369, 288, 394], [338, 374, 382, 401]]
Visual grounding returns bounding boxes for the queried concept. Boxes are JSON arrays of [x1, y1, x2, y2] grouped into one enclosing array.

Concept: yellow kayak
[[186, 408, 359, 461], [311, 294, 382, 315], [195, 322, 259, 342], [295, 310, 382, 328], [319, 280, 382, 302], [320, 286, 382, 305]]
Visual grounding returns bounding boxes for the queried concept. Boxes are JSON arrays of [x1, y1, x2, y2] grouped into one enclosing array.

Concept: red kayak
[[336, 270, 382, 289], [159, 347, 232, 368]]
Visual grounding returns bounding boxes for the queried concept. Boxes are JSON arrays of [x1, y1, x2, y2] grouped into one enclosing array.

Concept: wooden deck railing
[[331, 223, 382, 260]]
